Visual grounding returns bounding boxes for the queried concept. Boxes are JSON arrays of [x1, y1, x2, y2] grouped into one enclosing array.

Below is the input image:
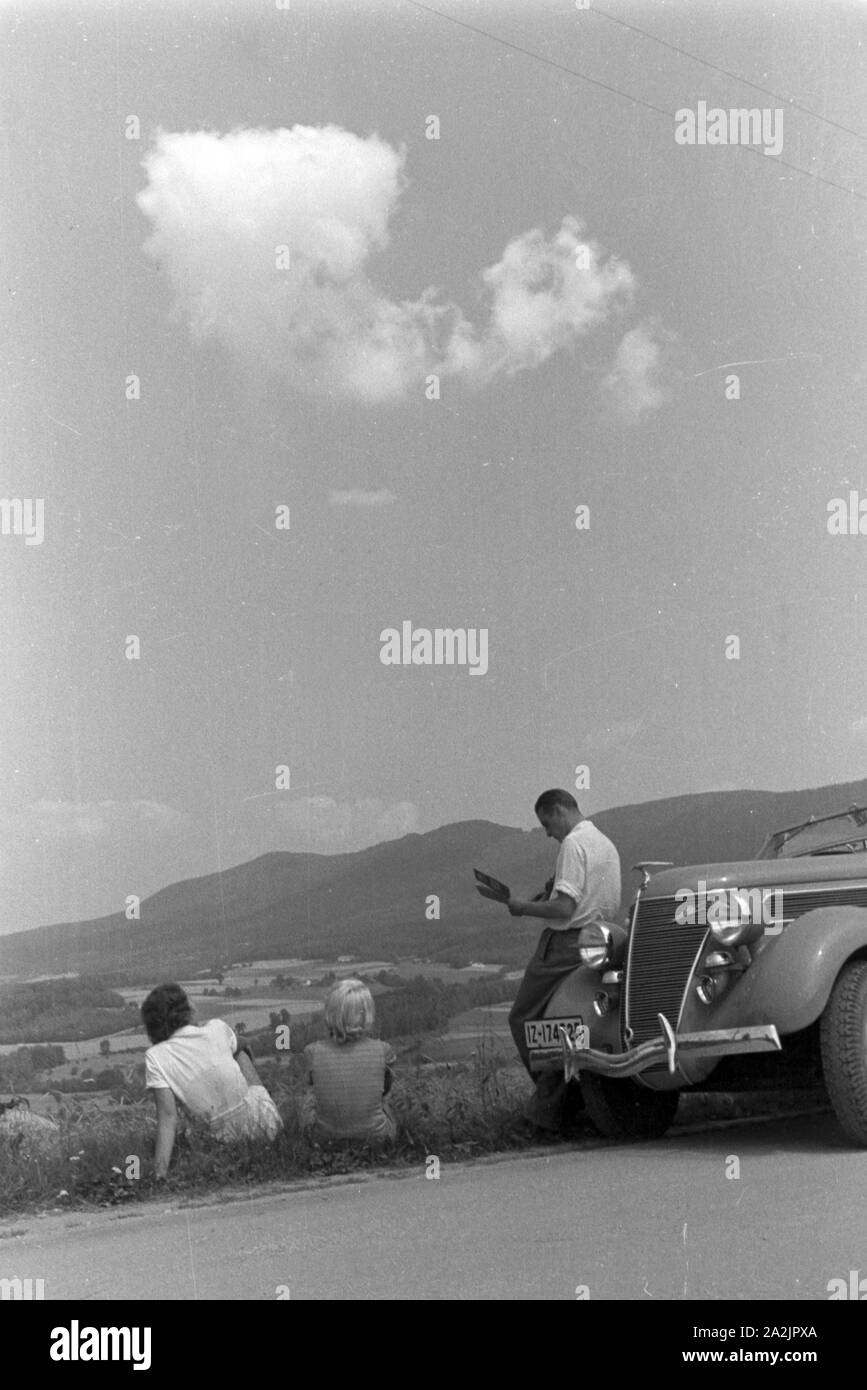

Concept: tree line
[[247, 973, 516, 1057], [0, 977, 129, 1044], [0, 1043, 66, 1091]]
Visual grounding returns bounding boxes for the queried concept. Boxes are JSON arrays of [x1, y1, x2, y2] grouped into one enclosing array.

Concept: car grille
[[624, 894, 709, 1048], [776, 884, 867, 917]]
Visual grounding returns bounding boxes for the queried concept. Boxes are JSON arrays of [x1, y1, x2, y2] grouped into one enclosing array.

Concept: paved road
[[2, 1113, 864, 1300]]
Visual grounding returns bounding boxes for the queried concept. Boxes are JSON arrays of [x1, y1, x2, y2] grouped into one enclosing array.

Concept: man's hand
[[531, 876, 556, 902], [476, 884, 510, 904], [509, 891, 575, 923]]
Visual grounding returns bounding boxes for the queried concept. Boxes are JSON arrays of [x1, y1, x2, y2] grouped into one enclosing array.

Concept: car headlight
[[579, 923, 613, 970], [708, 891, 763, 947], [696, 974, 718, 1004]]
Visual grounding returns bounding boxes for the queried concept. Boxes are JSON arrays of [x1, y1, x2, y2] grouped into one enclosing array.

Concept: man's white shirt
[[549, 819, 621, 931]]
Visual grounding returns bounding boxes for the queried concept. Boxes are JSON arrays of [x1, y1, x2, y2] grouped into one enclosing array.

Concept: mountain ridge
[[3, 778, 866, 978]]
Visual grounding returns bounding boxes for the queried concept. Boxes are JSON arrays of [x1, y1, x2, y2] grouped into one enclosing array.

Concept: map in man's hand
[[473, 869, 511, 901]]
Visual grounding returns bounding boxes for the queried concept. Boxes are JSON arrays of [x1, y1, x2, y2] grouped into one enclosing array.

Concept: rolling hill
[[2, 776, 866, 980]]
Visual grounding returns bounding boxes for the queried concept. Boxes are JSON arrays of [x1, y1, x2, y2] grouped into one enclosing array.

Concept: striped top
[[303, 1037, 396, 1138]]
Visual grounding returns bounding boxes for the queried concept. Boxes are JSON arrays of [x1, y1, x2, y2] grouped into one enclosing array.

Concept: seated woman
[[302, 978, 396, 1144], [141, 983, 282, 1179]]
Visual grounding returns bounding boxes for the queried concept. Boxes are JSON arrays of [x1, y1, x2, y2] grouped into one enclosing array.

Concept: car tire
[[562, 1078, 585, 1119], [580, 1074, 679, 1141], [820, 958, 867, 1146]]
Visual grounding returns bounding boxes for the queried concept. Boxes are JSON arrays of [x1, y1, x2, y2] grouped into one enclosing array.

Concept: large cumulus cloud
[[137, 124, 664, 407]]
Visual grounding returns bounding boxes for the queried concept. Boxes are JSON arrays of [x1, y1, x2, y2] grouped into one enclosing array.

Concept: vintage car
[[529, 804, 867, 1144]]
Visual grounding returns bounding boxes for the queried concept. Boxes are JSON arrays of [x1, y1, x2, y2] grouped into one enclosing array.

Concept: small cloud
[[5, 799, 191, 844], [266, 796, 420, 853], [602, 321, 671, 419], [329, 489, 396, 507]]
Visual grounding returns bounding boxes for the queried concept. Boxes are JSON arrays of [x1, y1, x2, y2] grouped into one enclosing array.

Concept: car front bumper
[[560, 1013, 782, 1081]]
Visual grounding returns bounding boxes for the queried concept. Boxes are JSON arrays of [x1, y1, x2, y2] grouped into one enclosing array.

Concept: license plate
[[524, 1018, 588, 1050]]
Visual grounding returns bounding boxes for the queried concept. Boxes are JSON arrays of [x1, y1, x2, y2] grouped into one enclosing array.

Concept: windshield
[[758, 806, 867, 859]]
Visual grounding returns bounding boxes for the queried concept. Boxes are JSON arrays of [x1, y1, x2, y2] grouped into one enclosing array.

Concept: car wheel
[[820, 959, 867, 1146], [556, 1078, 586, 1133], [580, 1074, 679, 1141], [562, 1078, 585, 1119]]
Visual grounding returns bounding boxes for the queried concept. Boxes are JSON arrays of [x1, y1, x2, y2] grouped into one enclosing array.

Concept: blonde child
[[302, 979, 396, 1142]]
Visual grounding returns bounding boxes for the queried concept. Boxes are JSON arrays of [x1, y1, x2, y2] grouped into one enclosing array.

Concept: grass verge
[[0, 1041, 828, 1218], [0, 1044, 541, 1216]]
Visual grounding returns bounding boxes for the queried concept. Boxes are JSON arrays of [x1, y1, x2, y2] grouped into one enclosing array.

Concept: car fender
[[709, 905, 867, 1035], [543, 965, 621, 1053]]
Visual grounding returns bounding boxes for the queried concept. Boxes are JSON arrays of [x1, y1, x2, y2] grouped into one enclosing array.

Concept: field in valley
[[0, 958, 517, 1075]]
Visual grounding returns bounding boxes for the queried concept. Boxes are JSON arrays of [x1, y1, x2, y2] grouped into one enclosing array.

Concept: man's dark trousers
[[509, 927, 584, 1125]]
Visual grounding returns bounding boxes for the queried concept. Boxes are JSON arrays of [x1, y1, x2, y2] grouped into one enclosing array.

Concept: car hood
[[640, 853, 867, 898]]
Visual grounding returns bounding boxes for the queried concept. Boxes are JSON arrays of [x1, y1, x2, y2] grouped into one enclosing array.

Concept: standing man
[[506, 789, 621, 1131]]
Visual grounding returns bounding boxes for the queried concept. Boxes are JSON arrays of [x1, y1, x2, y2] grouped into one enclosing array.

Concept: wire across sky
[[404, 1, 867, 204]]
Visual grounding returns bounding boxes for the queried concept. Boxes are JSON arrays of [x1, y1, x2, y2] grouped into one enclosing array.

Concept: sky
[[1, 0, 865, 933]]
